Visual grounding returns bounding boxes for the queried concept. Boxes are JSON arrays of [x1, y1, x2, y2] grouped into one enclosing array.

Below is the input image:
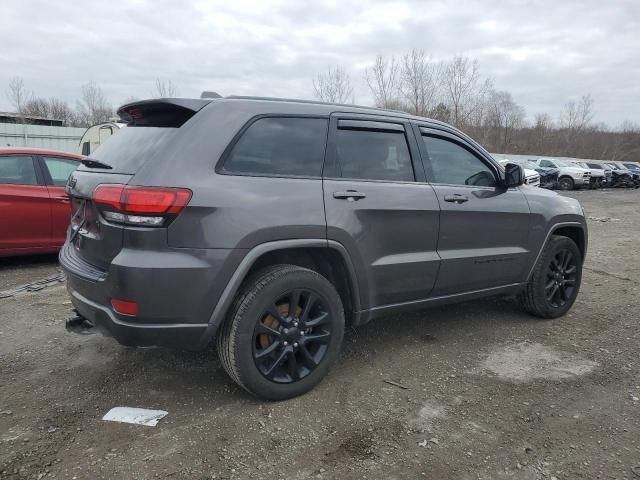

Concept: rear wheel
[[217, 265, 345, 400], [518, 235, 582, 319], [558, 176, 575, 191]]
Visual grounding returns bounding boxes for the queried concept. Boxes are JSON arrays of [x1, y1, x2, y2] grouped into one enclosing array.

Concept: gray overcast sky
[[1, 0, 639, 126]]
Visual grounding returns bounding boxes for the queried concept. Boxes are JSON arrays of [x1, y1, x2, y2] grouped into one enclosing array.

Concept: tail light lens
[[94, 184, 192, 227], [111, 298, 139, 316]]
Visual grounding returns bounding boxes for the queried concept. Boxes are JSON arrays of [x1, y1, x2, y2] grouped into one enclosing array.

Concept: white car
[[498, 159, 540, 187], [529, 158, 591, 190]]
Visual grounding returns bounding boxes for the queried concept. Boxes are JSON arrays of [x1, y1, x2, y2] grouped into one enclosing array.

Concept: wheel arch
[[526, 221, 587, 281], [552, 225, 586, 259], [197, 239, 361, 349]]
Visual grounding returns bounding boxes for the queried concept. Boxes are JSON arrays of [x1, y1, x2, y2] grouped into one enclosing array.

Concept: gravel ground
[[1, 189, 639, 480]]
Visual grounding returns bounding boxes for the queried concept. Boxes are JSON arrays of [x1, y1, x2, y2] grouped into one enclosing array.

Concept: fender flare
[[196, 238, 361, 349], [526, 221, 586, 281]]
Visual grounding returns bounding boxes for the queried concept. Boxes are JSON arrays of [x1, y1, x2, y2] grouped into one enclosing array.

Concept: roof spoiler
[[117, 98, 213, 127]]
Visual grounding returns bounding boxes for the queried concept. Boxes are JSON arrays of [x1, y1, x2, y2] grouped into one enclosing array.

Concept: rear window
[[84, 127, 179, 174], [223, 117, 328, 177]]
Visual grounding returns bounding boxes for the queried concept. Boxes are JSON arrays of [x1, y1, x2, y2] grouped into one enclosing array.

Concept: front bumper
[[573, 176, 591, 186]]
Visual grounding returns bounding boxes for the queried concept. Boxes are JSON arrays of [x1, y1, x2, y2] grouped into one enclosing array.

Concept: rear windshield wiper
[[80, 158, 112, 169]]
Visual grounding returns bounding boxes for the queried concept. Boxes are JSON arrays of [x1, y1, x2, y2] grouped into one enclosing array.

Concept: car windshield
[[624, 163, 638, 169], [554, 159, 571, 167]]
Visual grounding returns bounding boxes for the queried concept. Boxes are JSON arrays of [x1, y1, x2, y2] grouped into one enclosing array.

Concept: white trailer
[[78, 121, 125, 155]]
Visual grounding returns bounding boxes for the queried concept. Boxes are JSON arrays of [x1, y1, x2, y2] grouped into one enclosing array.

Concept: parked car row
[[499, 157, 640, 190]]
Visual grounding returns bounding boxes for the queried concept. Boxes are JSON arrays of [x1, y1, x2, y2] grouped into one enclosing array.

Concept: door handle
[[443, 193, 469, 204], [54, 197, 70, 203], [333, 190, 366, 201]]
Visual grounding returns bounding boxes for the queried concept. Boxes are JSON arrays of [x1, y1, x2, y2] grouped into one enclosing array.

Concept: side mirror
[[504, 163, 524, 187]]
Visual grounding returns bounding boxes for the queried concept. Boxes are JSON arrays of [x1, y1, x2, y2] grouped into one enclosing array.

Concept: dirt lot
[[1, 189, 639, 480]]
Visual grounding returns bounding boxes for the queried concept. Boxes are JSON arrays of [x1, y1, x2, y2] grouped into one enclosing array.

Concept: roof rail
[[224, 95, 406, 114]]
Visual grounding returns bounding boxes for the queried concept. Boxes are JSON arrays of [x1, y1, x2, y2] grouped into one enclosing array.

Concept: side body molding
[[196, 239, 361, 349]]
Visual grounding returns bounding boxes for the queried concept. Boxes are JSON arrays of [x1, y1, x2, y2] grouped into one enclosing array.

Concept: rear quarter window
[[222, 117, 329, 177]]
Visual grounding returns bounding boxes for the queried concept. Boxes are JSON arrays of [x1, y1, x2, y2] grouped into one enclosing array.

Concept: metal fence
[[0, 123, 84, 153]]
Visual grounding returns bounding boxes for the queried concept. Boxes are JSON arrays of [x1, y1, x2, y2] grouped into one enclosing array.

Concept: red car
[[0, 148, 82, 257]]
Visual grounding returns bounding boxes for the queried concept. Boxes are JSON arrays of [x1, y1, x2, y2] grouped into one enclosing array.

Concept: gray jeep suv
[[60, 96, 587, 400]]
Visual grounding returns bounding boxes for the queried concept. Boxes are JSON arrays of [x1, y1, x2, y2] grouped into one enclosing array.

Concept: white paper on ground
[[102, 407, 168, 426]]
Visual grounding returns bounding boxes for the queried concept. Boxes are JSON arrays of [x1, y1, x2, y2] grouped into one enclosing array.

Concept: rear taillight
[[93, 184, 192, 227]]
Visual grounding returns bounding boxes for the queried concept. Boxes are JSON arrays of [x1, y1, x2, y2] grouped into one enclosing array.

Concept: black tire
[[217, 265, 345, 400], [558, 176, 575, 191], [518, 235, 582, 319]]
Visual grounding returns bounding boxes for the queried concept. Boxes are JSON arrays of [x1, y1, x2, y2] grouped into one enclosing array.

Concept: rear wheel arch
[[244, 244, 360, 323], [198, 240, 360, 349]]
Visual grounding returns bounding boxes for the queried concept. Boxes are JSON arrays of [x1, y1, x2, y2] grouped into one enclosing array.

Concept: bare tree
[[154, 79, 178, 98], [48, 98, 79, 126], [312, 66, 353, 104], [365, 54, 401, 109], [441, 56, 491, 128], [398, 49, 440, 116], [560, 94, 594, 133], [6, 77, 33, 118], [528, 113, 553, 153], [76, 82, 113, 126], [484, 90, 526, 151], [23, 97, 50, 118]]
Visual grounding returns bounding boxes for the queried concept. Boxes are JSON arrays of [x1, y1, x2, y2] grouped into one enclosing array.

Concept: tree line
[[4, 77, 178, 128], [312, 51, 640, 161]]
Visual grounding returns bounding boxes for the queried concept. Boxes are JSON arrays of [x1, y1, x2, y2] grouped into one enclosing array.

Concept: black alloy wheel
[[217, 265, 344, 400], [518, 235, 582, 319], [253, 289, 332, 383], [544, 249, 578, 308]]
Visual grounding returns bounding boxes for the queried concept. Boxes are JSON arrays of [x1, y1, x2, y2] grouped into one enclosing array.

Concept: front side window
[[0, 155, 37, 185], [224, 117, 328, 177], [334, 128, 414, 182], [422, 136, 496, 187], [43, 157, 78, 186]]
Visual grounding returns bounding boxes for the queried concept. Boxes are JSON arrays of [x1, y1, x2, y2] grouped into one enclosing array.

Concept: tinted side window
[[224, 117, 328, 177], [422, 136, 496, 187], [539, 160, 555, 168], [43, 157, 78, 186], [0, 155, 37, 185], [334, 129, 414, 182]]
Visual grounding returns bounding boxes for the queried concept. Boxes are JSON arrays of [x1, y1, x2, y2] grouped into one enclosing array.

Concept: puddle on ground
[[476, 342, 598, 383]]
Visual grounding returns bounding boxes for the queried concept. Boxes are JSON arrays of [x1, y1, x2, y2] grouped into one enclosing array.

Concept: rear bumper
[[68, 287, 207, 349], [60, 242, 243, 350]]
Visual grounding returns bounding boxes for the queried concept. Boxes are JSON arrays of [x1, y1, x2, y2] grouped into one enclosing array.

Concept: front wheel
[[518, 235, 582, 318], [217, 265, 345, 400], [558, 176, 575, 191]]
